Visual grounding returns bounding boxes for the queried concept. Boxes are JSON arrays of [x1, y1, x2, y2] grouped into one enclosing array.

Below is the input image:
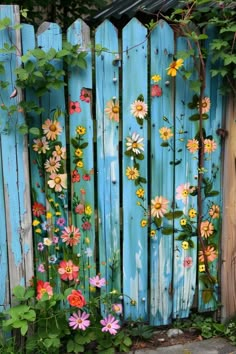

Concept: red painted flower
[[58, 260, 79, 281], [36, 280, 53, 300], [80, 88, 91, 103], [72, 169, 80, 183], [69, 101, 81, 114], [82, 221, 91, 231], [32, 201, 46, 217], [151, 84, 162, 97], [82, 173, 91, 181], [67, 289, 86, 308]]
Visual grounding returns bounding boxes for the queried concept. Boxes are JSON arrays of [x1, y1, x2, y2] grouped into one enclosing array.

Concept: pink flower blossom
[[75, 203, 85, 214], [176, 183, 193, 204], [151, 84, 162, 97], [100, 314, 120, 335], [68, 311, 90, 330], [183, 256, 193, 268], [89, 275, 106, 288], [38, 263, 45, 273], [82, 221, 91, 231], [58, 260, 79, 281]]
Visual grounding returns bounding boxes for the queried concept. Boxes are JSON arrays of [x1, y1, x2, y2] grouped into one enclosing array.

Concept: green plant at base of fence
[[1, 284, 133, 353]]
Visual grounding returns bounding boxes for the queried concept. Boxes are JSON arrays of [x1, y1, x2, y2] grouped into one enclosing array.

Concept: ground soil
[[131, 327, 203, 351]]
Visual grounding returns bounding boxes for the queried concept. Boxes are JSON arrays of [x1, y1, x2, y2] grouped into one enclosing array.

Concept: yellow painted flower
[[89, 286, 96, 293], [136, 201, 141, 206], [55, 211, 61, 216], [54, 228, 59, 233], [209, 204, 220, 219], [136, 188, 145, 198], [43, 238, 52, 246], [151, 74, 161, 82], [150, 229, 156, 237], [126, 166, 140, 180], [130, 299, 136, 306], [189, 208, 197, 218], [85, 205, 92, 215], [199, 264, 206, 272], [167, 58, 184, 76], [159, 127, 173, 140], [181, 241, 189, 250], [180, 218, 187, 226], [140, 219, 147, 227], [75, 148, 83, 157], [77, 161, 84, 168], [55, 203, 59, 207], [76, 126, 86, 135], [35, 228, 42, 234], [48, 198, 54, 203], [85, 237, 90, 244], [46, 212, 52, 219], [32, 219, 40, 226]]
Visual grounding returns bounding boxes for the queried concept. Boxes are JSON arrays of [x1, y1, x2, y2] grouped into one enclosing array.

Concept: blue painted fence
[[0, 5, 224, 325]]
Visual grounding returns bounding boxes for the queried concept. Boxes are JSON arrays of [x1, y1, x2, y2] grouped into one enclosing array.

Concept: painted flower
[[180, 218, 187, 226], [199, 264, 206, 272], [136, 188, 145, 198], [151, 196, 169, 218], [61, 225, 81, 247], [150, 229, 156, 237], [69, 101, 81, 114], [204, 139, 217, 153], [159, 127, 173, 140], [126, 132, 144, 155], [89, 275, 106, 288], [151, 74, 161, 82], [68, 311, 90, 330], [48, 173, 67, 192], [75, 148, 83, 157], [209, 204, 220, 219], [52, 236, 59, 244], [48, 254, 57, 264], [183, 256, 193, 268], [83, 173, 91, 181], [32, 219, 40, 226], [72, 170, 80, 183], [42, 119, 62, 141], [104, 99, 119, 122], [199, 246, 217, 263], [130, 100, 148, 119], [198, 96, 211, 113], [189, 208, 197, 218], [52, 145, 66, 160], [77, 161, 84, 168], [140, 219, 147, 227], [37, 242, 44, 251], [82, 221, 91, 230], [80, 88, 91, 103], [76, 126, 86, 135], [32, 201, 46, 217], [38, 264, 45, 273], [126, 166, 139, 180], [75, 203, 85, 214], [176, 183, 192, 204], [112, 303, 123, 315], [182, 241, 189, 250], [151, 84, 162, 97], [167, 58, 184, 76], [36, 280, 53, 300], [43, 238, 52, 246], [200, 220, 214, 238], [187, 139, 199, 153], [100, 315, 120, 335], [56, 217, 66, 227], [67, 289, 86, 308], [58, 260, 79, 281], [85, 205, 92, 215], [44, 156, 61, 173], [33, 137, 49, 154]]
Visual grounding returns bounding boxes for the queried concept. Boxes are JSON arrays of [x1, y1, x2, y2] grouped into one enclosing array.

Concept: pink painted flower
[[176, 183, 192, 204], [183, 256, 193, 268], [37, 242, 44, 251], [58, 260, 79, 281], [56, 217, 66, 227], [52, 145, 66, 160], [48, 173, 67, 192], [80, 88, 91, 103], [82, 221, 91, 231], [198, 96, 211, 114], [151, 84, 162, 97], [36, 280, 53, 300], [89, 275, 106, 288], [69, 101, 81, 114], [100, 314, 120, 335], [150, 196, 169, 218], [83, 173, 91, 181], [68, 311, 90, 330], [72, 170, 80, 183], [61, 225, 81, 246], [38, 263, 45, 273], [75, 203, 85, 214], [52, 236, 59, 244], [44, 156, 61, 173], [33, 137, 49, 154], [130, 100, 148, 119]]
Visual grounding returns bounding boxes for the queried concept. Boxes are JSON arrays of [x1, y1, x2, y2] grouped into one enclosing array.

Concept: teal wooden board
[[198, 27, 223, 312], [149, 20, 175, 325], [95, 20, 121, 298], [173, 37, 198, 319], [67, 19, 96, 298], [122, 18, 148, 320]]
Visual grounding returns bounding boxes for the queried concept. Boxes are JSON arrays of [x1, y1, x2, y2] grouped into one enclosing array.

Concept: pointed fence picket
[[0, 5, 225, 325]]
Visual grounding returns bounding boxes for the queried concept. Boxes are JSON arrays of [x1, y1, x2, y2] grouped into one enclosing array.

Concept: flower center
[[205, 250, 211, 256], [154, 202, 161, 210], [112, 106, 119, 113], [132, 142, 138, 148], [66, 266, 72, 273], [107, 324, 111, 328], [136, 105, 143, 111], [77, 319, 82, 324], [203, 226, 209, 231], [50, 124, 57, 132], [182, 190, 188, 197], [54, 177, 61, 184], [40, 289, 46, 295], [50, 160, 56, 166], [38, 141, 43, 147], [170, 62, 177, 68]]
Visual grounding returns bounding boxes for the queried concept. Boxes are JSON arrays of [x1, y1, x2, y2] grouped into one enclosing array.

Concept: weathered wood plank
[[173, 37, 198, 319], [149, 20, 174, 325], [95, 20, 121, 298], [67, 19, 96, 298], [122, 18, 148, 320], [0, 5, 33, 298]]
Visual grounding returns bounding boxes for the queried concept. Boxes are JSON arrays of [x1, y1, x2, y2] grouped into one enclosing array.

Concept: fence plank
[[67, 19, 96, 299], [0, 5, 33, 298], [149, 20, 174, 325], [173, 37, 198, 318], [122, 18, 148, 320], [95, 20, 121, 300]]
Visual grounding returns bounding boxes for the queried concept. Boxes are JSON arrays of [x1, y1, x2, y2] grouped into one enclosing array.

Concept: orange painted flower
[[200, 220, 214, 238], [198, 96, 211, 114], [58, 260, 79, 281], [167, 58, 184, 76], [187, 139, 199, 153], [204, 139, 217, 153], [67, 289, 86, 308], [36, 280, 53, 300], [151, 196, 169, 218], [42, 119, 62, 141], [209, 204, 220, 219], [198, 246, 217, 263], [61, 225, 81, 247], [105, 99, 119, 122]]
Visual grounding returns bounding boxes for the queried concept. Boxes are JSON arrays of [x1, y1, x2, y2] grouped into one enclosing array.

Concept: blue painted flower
[[48, 254, 57, 264]]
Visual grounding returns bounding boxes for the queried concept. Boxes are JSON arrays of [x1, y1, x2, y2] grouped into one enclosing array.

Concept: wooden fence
[[0, 5, 226, 325]]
